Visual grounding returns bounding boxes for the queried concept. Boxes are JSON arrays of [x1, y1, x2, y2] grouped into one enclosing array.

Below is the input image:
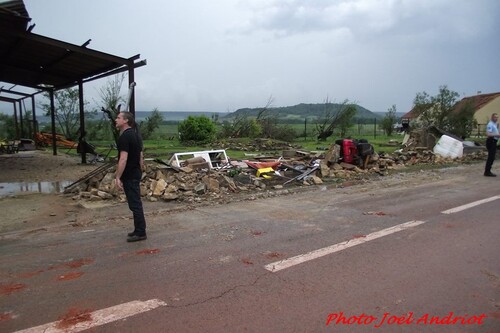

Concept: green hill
[[223, 103, 382, 124]]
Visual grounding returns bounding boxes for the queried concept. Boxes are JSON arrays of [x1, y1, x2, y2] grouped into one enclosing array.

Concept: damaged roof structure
[[0, 0, 146, 163]]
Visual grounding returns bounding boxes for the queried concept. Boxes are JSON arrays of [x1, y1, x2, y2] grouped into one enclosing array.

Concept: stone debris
[[64, 139, 487, 205]]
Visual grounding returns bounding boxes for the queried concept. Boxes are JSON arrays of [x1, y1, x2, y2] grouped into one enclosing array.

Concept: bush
[[0, 114, 16, 139], [178, 115, 216, 143], [271, 125, 298, 142]]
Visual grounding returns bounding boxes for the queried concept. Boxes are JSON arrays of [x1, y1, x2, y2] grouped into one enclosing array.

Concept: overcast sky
[[4, 0, 500, 114]]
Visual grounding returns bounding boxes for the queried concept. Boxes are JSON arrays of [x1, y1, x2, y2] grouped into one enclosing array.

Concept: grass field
[[82, 122, 406, 162]]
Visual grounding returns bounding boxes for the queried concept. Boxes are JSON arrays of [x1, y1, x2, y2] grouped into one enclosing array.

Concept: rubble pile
[[65, 142, 487, 205]]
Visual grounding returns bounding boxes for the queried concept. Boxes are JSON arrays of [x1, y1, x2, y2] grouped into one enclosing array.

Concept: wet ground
[[0, 180, 72, 197]]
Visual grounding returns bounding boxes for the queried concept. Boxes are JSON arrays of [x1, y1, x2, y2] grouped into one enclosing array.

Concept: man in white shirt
[[484, 113, 499, 177]]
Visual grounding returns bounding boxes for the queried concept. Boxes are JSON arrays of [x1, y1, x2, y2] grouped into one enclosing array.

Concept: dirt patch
[[0, 150, 103, 234], [0, 150, 98, 183]]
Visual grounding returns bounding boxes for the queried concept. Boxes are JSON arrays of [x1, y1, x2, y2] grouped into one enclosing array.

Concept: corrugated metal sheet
[[0, 0, 30, 30], [0, 0, 144, 90]]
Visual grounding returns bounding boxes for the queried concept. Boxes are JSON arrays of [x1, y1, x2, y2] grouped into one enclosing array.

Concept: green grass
[[62, 122, 407, 161], [65, 135, 405, 162]]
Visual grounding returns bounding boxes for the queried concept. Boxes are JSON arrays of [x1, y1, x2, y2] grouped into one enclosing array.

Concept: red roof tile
[[453, 92, 500, 112]]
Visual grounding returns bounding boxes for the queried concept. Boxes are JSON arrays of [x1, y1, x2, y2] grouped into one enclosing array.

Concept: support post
[[78, 81, 87, 164], [50, 89, 57, 155], [128, 66, 135, 115]]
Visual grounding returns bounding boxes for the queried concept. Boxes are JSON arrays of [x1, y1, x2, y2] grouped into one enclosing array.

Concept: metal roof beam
[[84, 59, 147, 84], [0, 88, 31, 97], [0, 96, 18, 102], [22, 31, 132, 64]]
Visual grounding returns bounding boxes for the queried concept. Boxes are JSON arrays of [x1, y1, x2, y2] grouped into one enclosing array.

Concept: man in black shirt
[[115, 112, 147, 242]]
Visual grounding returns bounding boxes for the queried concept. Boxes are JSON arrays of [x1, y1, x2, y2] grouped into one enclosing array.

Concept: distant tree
[[448, 100, 477, 139], [219, 114, 262, 138], [271, 124, 298, 142], [255, 96, 275, 137], [0, 113, 16, 139], [315, 98, 357, 140], [412, 91, 432, 125], [211, 113, 219, 124], [432, 85, 460, 130], [39, 88, 93, 140], [139, 108, 164, 140], [98, 74, 126, 143], [178, 115, 217, 143], [22, 110, 34, 138], [412, 85, 461, 131], [381, 105, 398, 136], [218, 96, 300, 141], [337, 104, 357, 137], [218, 96, 274, 139], [84, 119, 112, 141], [8, 109, 35, 139]]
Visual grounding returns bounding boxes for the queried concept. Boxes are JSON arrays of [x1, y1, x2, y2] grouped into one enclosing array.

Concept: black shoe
[[127, 234, 147, 242], [127, 231, 136, 237], [484, 172, 497, 177]]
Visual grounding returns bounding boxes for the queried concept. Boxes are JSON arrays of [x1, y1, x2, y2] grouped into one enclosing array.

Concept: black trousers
[[485, 138, 497, 174], [122, 178, 147, 236]]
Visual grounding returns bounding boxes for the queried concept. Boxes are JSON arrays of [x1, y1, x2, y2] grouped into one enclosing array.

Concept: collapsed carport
[[0, 0, 146, 163]]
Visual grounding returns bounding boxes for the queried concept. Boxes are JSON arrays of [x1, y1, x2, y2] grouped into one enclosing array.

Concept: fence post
[[374, 118, 377, 139], [304, 118, 307, 140]]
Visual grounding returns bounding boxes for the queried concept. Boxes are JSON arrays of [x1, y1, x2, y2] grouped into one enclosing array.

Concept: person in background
[[115, 112, 147, 241], [484, 113, 499, 177]]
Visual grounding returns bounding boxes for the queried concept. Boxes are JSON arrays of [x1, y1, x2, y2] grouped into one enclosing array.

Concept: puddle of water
[[0, 181, 73, 198]]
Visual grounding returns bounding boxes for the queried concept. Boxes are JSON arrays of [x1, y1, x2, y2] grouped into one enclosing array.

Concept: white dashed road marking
[[265, 220, 426, 272], [14, 299, 167, 333], [266, 194, 500, 273], [441, 195, 500, 214]]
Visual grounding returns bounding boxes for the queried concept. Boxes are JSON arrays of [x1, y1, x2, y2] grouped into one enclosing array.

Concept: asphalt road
[[1, 164, 499, 333]]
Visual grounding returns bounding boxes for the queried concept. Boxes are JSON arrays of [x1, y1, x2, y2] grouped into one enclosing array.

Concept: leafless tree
[[39, 88, 92, 140], [315, 97, 357, 140], [97, 74, 125, 143]]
